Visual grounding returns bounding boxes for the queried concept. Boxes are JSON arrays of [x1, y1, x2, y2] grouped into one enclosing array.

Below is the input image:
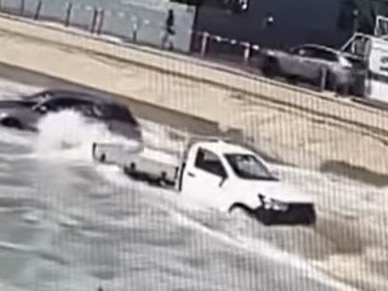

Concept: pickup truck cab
[[92, 138, 316, 225]]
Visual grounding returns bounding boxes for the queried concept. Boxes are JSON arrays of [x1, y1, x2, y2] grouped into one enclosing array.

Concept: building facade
[[192, 0, 356, 51]]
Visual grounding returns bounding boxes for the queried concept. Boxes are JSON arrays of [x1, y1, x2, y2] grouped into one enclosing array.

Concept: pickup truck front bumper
[[253, 203, 316, 226]]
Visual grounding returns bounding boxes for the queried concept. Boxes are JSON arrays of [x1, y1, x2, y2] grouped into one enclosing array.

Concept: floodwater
[[0, 79, 381, 291]]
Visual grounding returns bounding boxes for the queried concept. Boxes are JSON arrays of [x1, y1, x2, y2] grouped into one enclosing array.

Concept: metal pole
[[319, 67, 327, 92], [33, 1, 42, 20], [90, 8, 98, 33], [96, 9, 104, 35], [243, 42, 251, 65], [20, 0, 25, 16], [64, 2, 73, 27], [132, 23, 138, 42], [200, 32, 209, 57]]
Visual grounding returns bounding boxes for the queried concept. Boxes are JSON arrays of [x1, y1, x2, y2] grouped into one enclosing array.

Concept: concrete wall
[[0, 0, 195, 52]]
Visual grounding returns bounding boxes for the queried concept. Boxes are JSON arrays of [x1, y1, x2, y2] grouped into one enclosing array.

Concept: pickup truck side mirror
[[219, 174, 227, 187]]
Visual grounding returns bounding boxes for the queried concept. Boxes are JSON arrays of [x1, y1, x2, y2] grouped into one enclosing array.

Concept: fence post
[[90, 8, 98, 33], [64, 2, 72, 27], [19, 0, 25, 16], [34, 1, 42, 20], [243, 42, 251, 65], [96, 8, 104, 35], [132, 18, 138, 42], [0, 0, 2, 12], [132, 24, 138, 42], [200, 32, 209, 57]]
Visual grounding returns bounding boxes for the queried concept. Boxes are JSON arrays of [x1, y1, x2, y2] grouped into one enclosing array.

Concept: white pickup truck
[[92, 138, 316, 225]]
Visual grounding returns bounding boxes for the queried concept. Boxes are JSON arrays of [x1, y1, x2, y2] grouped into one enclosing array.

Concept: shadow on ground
[[320, 160, 388, 187]]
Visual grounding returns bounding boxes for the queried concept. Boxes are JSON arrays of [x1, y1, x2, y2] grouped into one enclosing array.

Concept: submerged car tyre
[[1, 118, 22, 130]]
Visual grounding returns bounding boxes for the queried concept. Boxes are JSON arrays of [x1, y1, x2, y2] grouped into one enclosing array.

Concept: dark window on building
[[337, 0, 357, 31]]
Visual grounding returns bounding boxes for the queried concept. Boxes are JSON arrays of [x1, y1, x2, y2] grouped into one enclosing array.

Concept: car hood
[[0, 100, 35, 109], [237, 179, 313, 204]]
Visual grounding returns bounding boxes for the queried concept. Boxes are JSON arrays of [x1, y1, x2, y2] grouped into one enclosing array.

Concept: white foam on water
[[139, 118, 186, 154], [0, 128, 35, 147], [34, 109, 139, 162]]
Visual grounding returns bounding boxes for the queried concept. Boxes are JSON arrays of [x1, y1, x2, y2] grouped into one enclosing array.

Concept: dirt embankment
[[1, 15, 388, 185]]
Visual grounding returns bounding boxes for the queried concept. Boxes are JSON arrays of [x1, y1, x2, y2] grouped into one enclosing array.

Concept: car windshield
[[224, 154, 277, 180], [22, 91, 52, 102]]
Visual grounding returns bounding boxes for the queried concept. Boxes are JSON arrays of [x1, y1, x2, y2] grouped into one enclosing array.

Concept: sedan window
[[41, 97, 91, 111], [23, 91, 53, 102]]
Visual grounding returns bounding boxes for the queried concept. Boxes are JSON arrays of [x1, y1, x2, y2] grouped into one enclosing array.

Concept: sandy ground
[[1, 15, 388, 290]]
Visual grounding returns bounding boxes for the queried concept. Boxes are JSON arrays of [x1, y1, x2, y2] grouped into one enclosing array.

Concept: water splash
[[34, 109, 138, 162]]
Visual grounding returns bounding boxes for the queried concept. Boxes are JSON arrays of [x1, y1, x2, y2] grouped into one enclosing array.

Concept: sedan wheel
[[1, 118, 22, 130]]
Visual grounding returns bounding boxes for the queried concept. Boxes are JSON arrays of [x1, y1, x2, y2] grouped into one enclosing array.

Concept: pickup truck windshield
[[225, 154, 277, 180]]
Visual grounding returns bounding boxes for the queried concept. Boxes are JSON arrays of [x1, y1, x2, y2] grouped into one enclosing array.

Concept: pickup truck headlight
[[258, 194, 289, 212]]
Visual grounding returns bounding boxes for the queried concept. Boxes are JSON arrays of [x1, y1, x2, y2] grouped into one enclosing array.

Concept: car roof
[[296, 44, 340, 55], [195, 140, 257, 156], [24, 89, 115, 105], [46, 89, 112, 103]]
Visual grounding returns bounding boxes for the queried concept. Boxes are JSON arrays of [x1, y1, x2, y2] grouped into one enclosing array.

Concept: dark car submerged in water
[[0, 89, 142, 141]]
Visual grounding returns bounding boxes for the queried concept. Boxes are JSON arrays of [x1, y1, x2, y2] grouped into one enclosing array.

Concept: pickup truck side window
[[194, 148, 227, 178], [225, 154, 276, 181]]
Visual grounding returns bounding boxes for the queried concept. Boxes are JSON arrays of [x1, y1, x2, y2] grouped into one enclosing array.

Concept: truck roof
[[194, 140, 256, 156]]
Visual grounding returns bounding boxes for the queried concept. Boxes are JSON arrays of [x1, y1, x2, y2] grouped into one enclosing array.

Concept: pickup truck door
[[181, 147, 231, 211]]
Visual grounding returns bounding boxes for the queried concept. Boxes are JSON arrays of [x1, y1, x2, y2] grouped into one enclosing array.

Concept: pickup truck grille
[[254, 203, 316, 225], [278, 203, 316, 225]]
